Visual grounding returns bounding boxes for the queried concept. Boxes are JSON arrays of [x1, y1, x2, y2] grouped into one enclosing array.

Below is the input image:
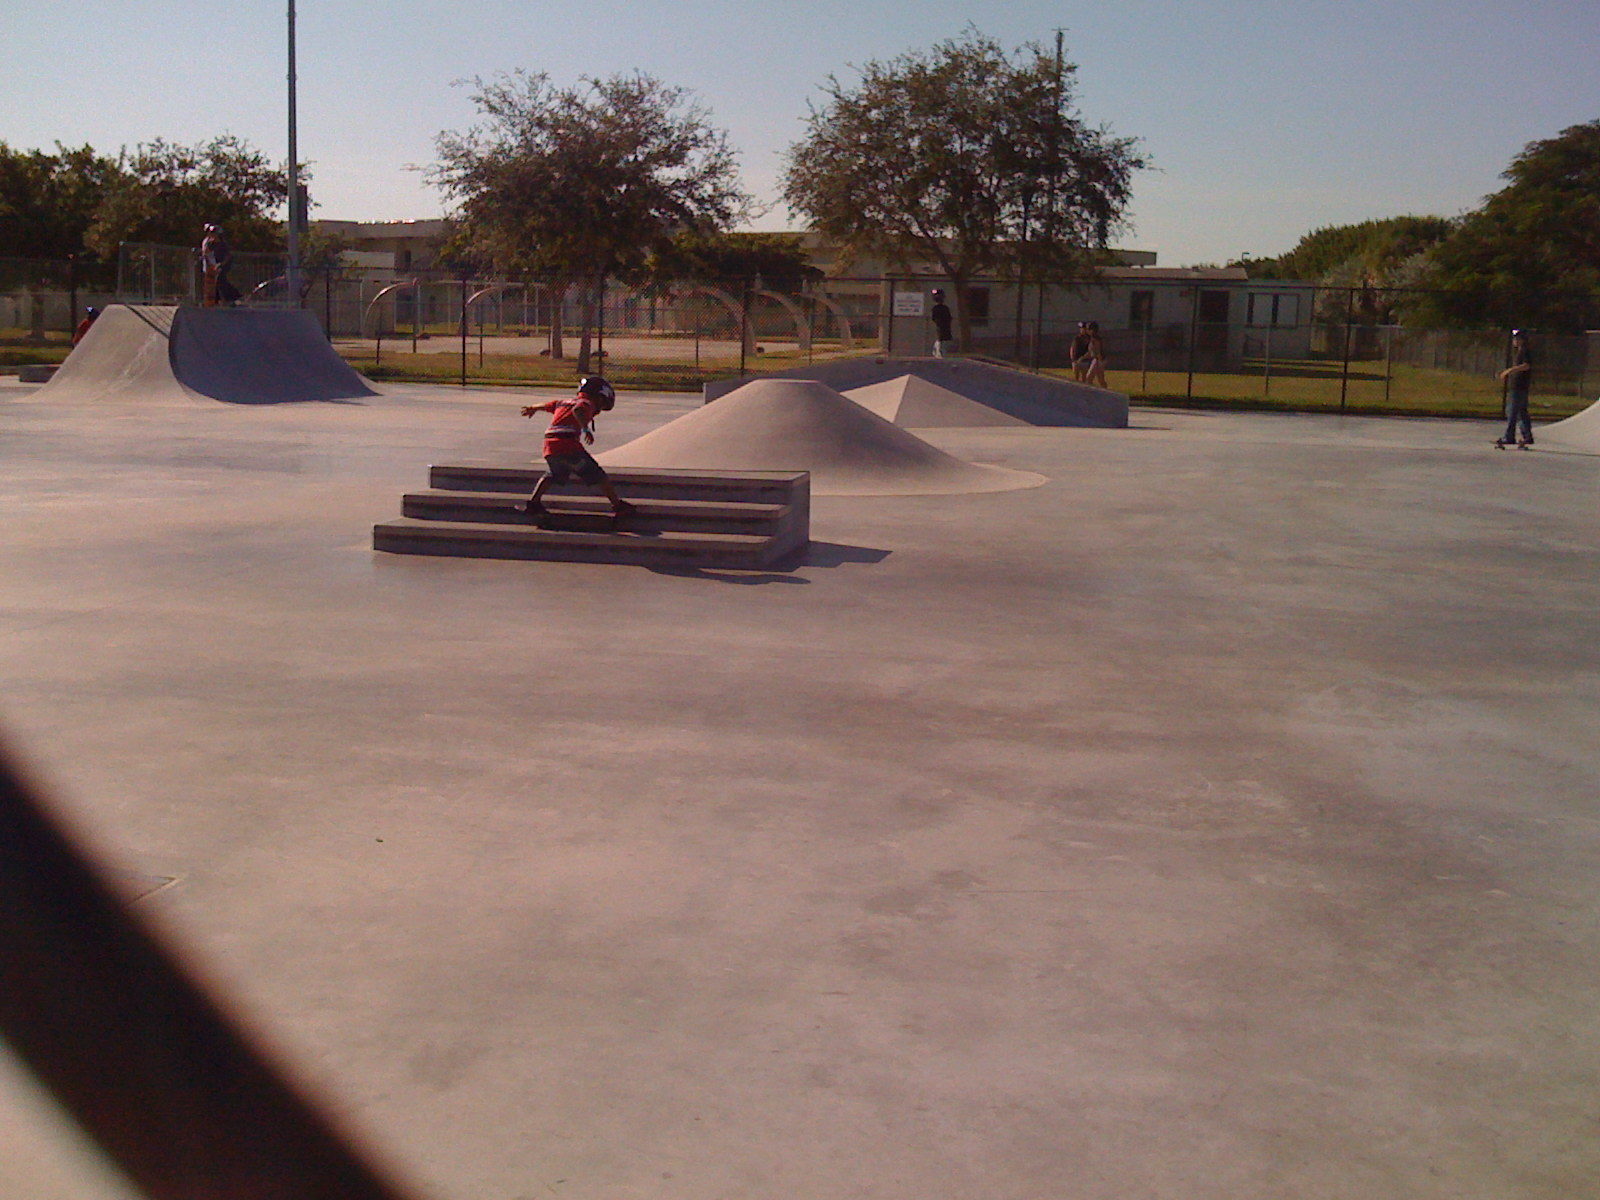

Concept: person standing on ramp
[[517, 376, 636, 522], [200, 223, 239, 307]]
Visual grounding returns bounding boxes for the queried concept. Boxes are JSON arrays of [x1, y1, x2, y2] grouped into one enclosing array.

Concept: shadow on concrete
[[804, 541, 892, 567], [645, 540, 890, 584], [646, 566, 811, 585]]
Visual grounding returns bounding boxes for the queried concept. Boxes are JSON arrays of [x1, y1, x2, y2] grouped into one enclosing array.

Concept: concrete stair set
[[373, 465, 810, 568]]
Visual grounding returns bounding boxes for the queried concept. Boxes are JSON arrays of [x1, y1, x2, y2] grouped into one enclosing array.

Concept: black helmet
[[577, 376, 615, 410], [85, 306, 99, 317]]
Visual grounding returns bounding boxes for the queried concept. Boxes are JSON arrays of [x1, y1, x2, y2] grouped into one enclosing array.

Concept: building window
[[963, 286, 990, 327], [1247, 292, 1300, 328], [1130, 290, 1155, 330]]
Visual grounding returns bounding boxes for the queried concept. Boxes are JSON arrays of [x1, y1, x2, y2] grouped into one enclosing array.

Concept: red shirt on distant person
[[73, 307, 99, 345]]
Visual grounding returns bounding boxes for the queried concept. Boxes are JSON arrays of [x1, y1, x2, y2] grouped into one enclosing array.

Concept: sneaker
[[516, 498, 547, 518], [611, 500, 637, 520]]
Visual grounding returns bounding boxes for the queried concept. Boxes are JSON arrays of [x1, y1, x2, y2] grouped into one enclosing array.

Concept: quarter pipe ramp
[[39, 304, 377, 405]]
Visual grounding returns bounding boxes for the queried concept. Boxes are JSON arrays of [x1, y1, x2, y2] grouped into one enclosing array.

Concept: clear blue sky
[[3, 0, 1597, 265]]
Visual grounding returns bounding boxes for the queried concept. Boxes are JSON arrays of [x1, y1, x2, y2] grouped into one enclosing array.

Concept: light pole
[[285, 0, 301, 305]]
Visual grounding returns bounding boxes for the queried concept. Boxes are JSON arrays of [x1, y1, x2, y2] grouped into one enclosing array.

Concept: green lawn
[[1095, 359, 1591, 421], [0, 328, 72, 368], [7, 327, 1590, 423], [335, 341, 810, 392]]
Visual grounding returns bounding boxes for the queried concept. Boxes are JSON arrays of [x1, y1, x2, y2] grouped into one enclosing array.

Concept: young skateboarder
[[72, 306, 99, 345], [200, 224, 238, 307], [1495, 328, 1534, 448], [516, 376, 636, 521]]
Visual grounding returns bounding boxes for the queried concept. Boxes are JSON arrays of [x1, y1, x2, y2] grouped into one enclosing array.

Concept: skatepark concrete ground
[[1, 374, 1598, 1200]]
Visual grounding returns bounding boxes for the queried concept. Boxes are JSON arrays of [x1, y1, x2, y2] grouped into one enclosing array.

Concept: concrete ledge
[[402, 492, 791, 536], [429, 465, 808, 505], [372, 519, 789, 568], [383, 466, 810, 567]]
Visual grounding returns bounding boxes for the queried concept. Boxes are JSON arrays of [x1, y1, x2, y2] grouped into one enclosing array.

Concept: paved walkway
[[2, 380, 1596, 1200]]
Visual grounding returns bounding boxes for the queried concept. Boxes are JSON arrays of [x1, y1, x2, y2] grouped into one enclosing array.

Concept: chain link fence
[[0, 257, 117, 352], [289, 265, 880, 391], [874, 275, 1600, 418], [115, 243, 295, 306], [5, 247, 1598, 417]]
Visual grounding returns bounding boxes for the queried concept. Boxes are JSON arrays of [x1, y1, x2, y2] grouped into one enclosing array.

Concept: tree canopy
[[1240, 122, 1600, 332], [0, 143, 123, 260], [650, 230, 821, 291], [1243, 215, 1453, 284], [87, 136, 289, 257], [0, 136, 289, 262], [1412, 121, 1600, 332], [782, 29, 1144, 345], [432, 70, 752, 284]]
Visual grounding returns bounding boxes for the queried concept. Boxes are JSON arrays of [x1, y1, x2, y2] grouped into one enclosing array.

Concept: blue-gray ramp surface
[[39, 304, 377, 405]]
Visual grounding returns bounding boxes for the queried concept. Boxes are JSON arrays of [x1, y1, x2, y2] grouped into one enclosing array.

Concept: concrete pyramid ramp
[[40, 303, 377, 404], [599, 378, 1043, 496], [1537, 398, 1600, 453], [845, 375, 1029, 427], [705, 355, 1128, 427]]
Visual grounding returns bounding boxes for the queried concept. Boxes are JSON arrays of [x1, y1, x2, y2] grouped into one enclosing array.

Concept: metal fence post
[[883, 277, 894, 355], [735, 278, 745, 376], [1031, 276, 1045, 372], [1263, 320, 1273, 399], [1339, 288, 1354, 413], [1383, 324, 1394, 407], [1185, 286, 1199, 400], [1140, 321, 1149, 393]]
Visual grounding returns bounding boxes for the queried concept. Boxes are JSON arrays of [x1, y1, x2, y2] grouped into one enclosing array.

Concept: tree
[[651, 230, 821, 291], [782, 29, 1144, 348], [432, 69, 753, 371], [1413, 121, 1600, 332], [1239, 215, 1454, 332], [1244, 215, 1453, 284], [0, 142, 124, 261], [85, 136, 289, 259]]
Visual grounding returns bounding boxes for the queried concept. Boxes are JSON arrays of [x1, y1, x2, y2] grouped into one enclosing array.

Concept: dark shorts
[[545, 448, 608, 485]]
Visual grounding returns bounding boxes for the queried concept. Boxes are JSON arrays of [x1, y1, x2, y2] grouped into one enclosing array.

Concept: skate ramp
[[39, 304, 377, 405], [1537, 398, 1600, 453], [844, 375, 1029, 427], [705, 355, 1127, 428], [599, 378, 1044, 496]]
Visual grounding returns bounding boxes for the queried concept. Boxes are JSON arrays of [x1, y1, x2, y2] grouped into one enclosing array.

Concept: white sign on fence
[[893, 291, 926, 317]]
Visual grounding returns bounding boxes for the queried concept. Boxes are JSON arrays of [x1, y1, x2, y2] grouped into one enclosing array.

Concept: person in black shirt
[[930, 288, 955, 357], [200, 223, 239, 307], [1496, 328, 1534, 448], [1069, 321, 1092, 381]]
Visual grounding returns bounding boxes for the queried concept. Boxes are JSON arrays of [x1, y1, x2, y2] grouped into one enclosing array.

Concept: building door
[[1198, 290, 1231, 364]]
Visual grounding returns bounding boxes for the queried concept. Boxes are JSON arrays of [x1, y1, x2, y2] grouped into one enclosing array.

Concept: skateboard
[[517, 503, 636, 532], [1493, 441, 1533, 451]]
